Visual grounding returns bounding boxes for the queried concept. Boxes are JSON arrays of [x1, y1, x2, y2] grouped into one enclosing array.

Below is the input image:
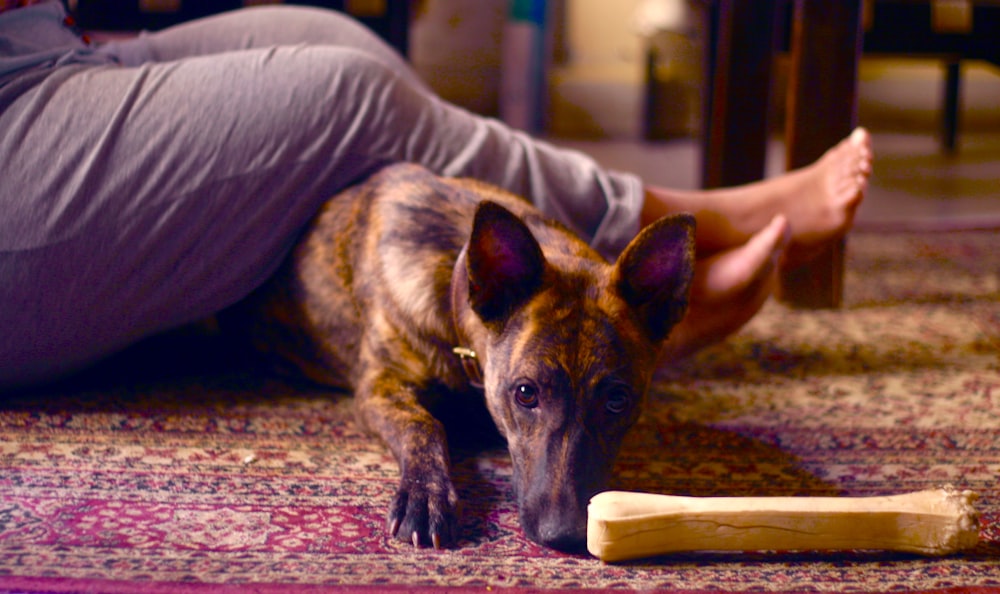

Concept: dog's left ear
[[612, 214, 696, 343], [466, 201, 546, 325]]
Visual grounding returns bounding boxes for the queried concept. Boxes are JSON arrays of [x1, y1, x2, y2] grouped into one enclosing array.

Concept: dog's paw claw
[[387, 474, 458, 549]]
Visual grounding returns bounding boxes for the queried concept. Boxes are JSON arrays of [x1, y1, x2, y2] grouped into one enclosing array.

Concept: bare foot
[[660, 215, 791, 362], [769, 127, 872, 265], [642, 127, 873, 259], [638, 128, 871, 360]]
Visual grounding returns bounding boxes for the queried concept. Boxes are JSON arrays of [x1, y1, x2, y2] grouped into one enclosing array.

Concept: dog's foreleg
[[355, 369, 459, 549]]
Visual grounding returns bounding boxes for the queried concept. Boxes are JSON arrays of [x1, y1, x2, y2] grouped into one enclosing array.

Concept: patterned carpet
[[1, 229, 999, 593]]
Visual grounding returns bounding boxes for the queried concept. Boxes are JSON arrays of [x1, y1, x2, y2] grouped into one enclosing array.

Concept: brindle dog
[[230, 162, 694, 552]]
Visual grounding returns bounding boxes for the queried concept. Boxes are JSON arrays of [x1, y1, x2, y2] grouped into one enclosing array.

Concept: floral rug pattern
[[1, 230, 999, 592]]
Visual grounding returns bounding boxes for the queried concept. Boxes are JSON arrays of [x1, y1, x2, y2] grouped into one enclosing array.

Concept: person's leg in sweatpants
[[0, 6, 642, 389]]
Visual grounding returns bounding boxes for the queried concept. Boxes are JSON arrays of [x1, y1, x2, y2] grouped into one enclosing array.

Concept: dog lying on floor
[[227, 162, 694, 551]]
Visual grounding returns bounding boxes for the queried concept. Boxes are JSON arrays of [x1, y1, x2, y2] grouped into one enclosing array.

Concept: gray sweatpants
[[0, 4, 643, 389]]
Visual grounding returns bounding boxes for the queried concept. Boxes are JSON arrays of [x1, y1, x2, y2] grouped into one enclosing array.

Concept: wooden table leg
[[701, 0, 779, 189], [942, 59, 962, 153], [779, 0, 863, 308]]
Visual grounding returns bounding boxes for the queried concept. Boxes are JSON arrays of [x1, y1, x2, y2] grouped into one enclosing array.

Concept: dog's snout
[[512, 431, 614, 552], [535, 518, 588, 552], [518, 482, 590, 552]]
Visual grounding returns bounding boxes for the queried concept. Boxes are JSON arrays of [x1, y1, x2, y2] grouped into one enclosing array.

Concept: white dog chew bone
[[587, 486, 980, 562]]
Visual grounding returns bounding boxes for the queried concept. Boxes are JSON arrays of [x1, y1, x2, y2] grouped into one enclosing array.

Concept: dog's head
[[460, 201, 695, 551]]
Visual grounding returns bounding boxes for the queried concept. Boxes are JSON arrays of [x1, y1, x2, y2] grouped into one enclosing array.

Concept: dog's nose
[[536, 520, 588, 553]]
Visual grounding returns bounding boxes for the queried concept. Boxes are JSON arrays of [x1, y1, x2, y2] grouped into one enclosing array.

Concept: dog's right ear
[[612, 214, 696, 343], [466, 201, 546, 325]]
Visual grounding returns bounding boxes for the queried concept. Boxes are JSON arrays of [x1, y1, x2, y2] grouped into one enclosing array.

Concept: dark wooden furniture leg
[[701, 0, 779, 189], [942, 59, 962, 153], [779, 0, 863, 308]]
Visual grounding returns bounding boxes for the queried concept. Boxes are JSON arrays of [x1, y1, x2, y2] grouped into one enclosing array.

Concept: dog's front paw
[[387, 471, 459, 549]]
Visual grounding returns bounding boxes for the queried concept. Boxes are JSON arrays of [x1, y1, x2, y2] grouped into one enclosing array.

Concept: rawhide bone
[[587, 486, 979, 562]]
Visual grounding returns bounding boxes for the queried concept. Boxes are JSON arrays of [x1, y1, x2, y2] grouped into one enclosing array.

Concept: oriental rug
[[1, 229, 999, 593]]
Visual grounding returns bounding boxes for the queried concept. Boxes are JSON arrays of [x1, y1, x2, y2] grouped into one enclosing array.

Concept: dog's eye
[[605, 387, 631, 414], [514, 382, 539, 409]]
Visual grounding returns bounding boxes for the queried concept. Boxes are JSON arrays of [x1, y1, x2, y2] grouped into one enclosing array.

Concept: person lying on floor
[[0, 0, 873, 390]]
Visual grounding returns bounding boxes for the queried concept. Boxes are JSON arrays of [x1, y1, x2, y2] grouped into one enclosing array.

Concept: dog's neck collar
[[450, 247, 485, 391]]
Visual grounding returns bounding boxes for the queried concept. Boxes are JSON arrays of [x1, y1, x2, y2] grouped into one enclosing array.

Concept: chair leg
[[700, 0, 779, 189], [942, 59, 962, 153]]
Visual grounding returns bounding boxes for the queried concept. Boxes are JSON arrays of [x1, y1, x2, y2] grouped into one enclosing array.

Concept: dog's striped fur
[[230, 163, 695, 551]]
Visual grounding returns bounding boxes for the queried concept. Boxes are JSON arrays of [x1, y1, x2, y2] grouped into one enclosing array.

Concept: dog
[[228, 162, 695, 551]]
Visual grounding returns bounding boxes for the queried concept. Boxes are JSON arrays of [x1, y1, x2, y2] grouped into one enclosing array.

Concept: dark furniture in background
[[862, 1, 1000, 153], [701, 0, 998, 308]]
